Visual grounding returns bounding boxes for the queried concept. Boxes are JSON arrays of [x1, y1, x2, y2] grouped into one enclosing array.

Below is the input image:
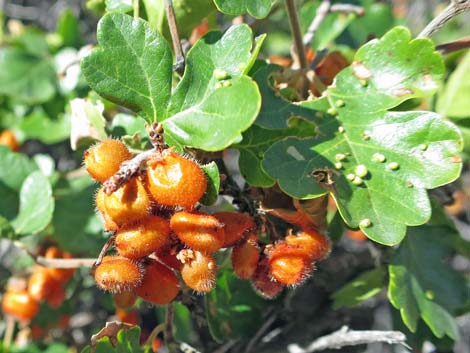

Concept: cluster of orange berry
[[1, 247, 75, 323], [85, 139, 332, 305]]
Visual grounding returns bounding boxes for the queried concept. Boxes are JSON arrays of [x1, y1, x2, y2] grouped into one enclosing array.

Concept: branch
[[330, 4, 365, 16], [303, 0, 331, 49], [12, 241, 96, 268], [303, 1, 364, 48], [418, 0, 470, 38], [165, 303, 178, 353], [36, 257, 97, 268], [287, 326, 408, 353], [165, 0, 185, 75], [285, 0, 309, 70], [436, 36, 470, 54], [103, 148, 156, 195]]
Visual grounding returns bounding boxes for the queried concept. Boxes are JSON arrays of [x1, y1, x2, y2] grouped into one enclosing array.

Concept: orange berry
[[268, 243, 312, 286], [2, 290, 39, 322], [151, 338, 162, 352], [251, 257, 284, 299], [231, 234, 260, 279], [28, 268, 60, 302], [113, 290, 137, 309], [213, 212, 255, 247], [170, 212, 225, 253], [115, 309, 139, 325], [84, 139, 132, 182], [146, 150, 207, 210], [44, 247, 75, 283], [180, 250, 216, 293], [95, 187, 120, 232], [136, 260, 179, 305], [286, 228, 331, 261], [103, 178, 152, 226], [44, 282, 66, 308], [116, 216, 170, 259], [0, 130, 20, 151], [94, 256, 143, 293], [345, 229, 368, 241], [156, 252, 183, 272]]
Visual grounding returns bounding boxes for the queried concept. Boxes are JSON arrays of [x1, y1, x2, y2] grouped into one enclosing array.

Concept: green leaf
[[52, 175, 104, 254], [213, 0, 276, 18], [331, 267, 386, 309], [144, 0, 216, 38], [57, 9, 82, 48], [81, 327, 146, 353], [109, 113, 147, 137], [18, 109, 71, 144], [206, 270, 272, 342], [81, 13, 173, 123], [346, 1, 395, 47], [235, 117, 317, 187], [262, 27, 462, 245], [0, 146, 38, 191], [163, 25, 262, 151], [200, 162, 220, 205], [168, 24, 259, 114], [437, 51, 470, 118], [388, 225, 468, 339], [106, 0, 132, 13], [164, 76, 260, 151], [0, 48, 56, 104], [11, 171, 54, 236], [0, 216, 15, 239]]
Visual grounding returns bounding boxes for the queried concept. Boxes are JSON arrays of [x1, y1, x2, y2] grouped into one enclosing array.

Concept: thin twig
[[165, 303, 178, 353], [36, 257, 97, 268], [329, 4, 365, 15], [144, 323, 166, 348], [436, 37, 470, 54], [244, 310, 278, 353], [2, 315, 15, 351], [12, 241, 97, 268], [303, 0, 331, 49], [285, 0, 308, 70], [287, 326, 408, 353], [94, 234, 116, 267], [103, 148, 156, 195], [418, 0, 470, 38], [133, 0, 139, 20], [165, 0, 185, 75]]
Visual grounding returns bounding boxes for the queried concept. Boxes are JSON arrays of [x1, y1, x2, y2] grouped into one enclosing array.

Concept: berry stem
[[103, 148, 157, 195], [94, 234, 117, 267]]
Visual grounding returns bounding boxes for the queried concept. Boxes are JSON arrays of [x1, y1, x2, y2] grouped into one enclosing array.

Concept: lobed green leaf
[[262, 27, 463, 245]]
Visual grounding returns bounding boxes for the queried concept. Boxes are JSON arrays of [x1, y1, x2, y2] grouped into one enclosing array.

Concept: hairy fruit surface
[[231, 234, 260, 279], [213, 212, 255, 247], [94, 256, 143, 293], [103, 178, 152, 226], [84, 139, 132, 182], [170, 212, 225, 253], [116, 216, 170, 259], [180, 250, 216, 293], [135, 260, 179, 305], [146, 150, 207, 210]]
